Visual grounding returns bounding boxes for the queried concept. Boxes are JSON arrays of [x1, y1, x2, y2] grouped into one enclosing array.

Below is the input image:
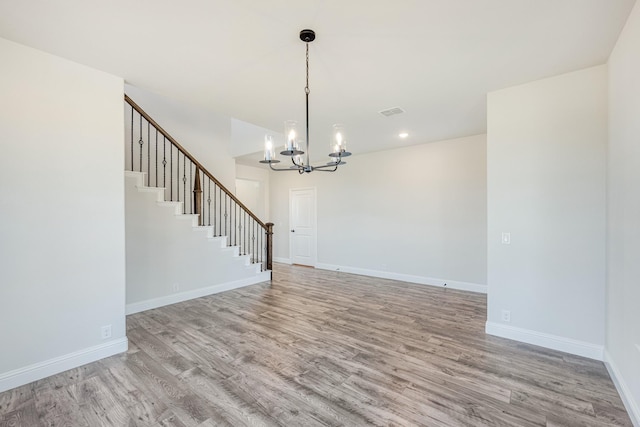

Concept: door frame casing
[[288, 187, 317, 267]]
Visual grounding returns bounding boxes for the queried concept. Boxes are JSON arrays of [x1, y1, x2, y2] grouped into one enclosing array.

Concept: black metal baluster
[[221, 188, 224, 238], [259, 223, 262, 269], [139, 115, 143, 172], [221, 192, 225, 239], [170, 144, 173, 200], [177, 150, 180, 202], [162, 136, 166, 188], [207, 179, 211, 226], [147, 122, 150, 182], [258, 222, 261, 269], [237, 205, 240, 251], [176, 148, 179, 201], [224, 194, 228, 241], [256, 222, 262, 271], [213, 184, 217, 235], [203, 178, 206, 226], [155, 129, 158, 187], [207, 181, 216, 229], [182, 156, 186, 214], [189, 162, 193, 214], [130, 107, 134, 171]]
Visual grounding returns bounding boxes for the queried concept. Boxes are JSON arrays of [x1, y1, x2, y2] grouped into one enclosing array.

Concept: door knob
[[291, 229, 295, 232]]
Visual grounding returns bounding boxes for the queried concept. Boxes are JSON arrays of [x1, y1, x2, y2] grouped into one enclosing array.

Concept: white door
[[289, 188, 317, 266]]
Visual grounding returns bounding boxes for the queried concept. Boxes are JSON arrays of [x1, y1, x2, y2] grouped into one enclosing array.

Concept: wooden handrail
[[125, 94, 267, 229]]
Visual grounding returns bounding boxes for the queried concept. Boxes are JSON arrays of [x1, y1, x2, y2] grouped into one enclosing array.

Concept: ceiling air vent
[[379, 107, 405, 117]]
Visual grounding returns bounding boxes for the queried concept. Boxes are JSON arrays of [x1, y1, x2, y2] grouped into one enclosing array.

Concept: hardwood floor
[[0, 264, 632, 426]]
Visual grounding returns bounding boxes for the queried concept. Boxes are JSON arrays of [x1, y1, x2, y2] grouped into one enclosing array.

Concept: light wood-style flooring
[[0, 264, 632, 426]]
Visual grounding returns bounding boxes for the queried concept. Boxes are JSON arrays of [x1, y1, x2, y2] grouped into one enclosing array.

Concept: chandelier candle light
[[260, 29, 351, 173]]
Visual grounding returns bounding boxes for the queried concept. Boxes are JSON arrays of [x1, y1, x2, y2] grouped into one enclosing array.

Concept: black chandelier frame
[[259, 29, 351, 174]]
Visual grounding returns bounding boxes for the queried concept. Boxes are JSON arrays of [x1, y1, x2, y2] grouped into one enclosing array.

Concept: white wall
[[124, 173, 269, 314], [236, 164, 270, 221], [269, 134, 487, 292], [231, 118, 284, 159], [0, 38, 126, 392], [607, 1, 640, 422], [486, 65, 607, 359], [125, 84, 236, 190]]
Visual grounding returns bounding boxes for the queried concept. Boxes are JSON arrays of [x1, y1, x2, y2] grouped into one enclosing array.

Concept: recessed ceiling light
[[399, 132, 409, 138]]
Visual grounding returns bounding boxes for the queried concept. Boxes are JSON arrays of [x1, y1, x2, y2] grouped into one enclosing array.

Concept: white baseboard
[[315, 263, 487, 294], [0, 338, 128, 393], [126, 272, 272, 315], [273, 257, 292, 265], [604, 350, 640, 427], [485, 321, 604, 361]]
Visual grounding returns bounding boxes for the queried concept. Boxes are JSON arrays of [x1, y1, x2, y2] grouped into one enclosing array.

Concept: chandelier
[[260, 29, 351, 173]]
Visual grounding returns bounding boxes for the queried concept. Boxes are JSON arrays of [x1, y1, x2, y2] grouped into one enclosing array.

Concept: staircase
[[124, 95, 272, 314]]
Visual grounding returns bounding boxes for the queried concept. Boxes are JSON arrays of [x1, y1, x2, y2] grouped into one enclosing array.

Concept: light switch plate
[[501, 232, 511, 244]]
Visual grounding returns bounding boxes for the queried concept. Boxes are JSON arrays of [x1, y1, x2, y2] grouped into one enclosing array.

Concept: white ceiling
[[0, 0, 635, 163]]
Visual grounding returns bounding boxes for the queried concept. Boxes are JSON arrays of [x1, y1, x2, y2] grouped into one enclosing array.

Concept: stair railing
[[124, 95, 273, 272]]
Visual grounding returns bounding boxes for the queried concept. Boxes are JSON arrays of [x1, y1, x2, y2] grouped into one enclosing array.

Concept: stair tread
[[136, 186, 166, 192]]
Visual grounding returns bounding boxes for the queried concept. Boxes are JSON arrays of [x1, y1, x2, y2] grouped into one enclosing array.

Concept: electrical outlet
[[501, 310, 511, 322], [501, 232, 511, 244], [101, 325, 112, 339]]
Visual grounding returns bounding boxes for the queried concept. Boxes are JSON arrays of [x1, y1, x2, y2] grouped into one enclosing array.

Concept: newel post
[[193, 166, 203, 226], [265, 222, 274, 272]]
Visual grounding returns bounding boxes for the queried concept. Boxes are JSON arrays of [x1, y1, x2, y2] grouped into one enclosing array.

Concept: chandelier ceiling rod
[[260, 29, 351, 173]]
